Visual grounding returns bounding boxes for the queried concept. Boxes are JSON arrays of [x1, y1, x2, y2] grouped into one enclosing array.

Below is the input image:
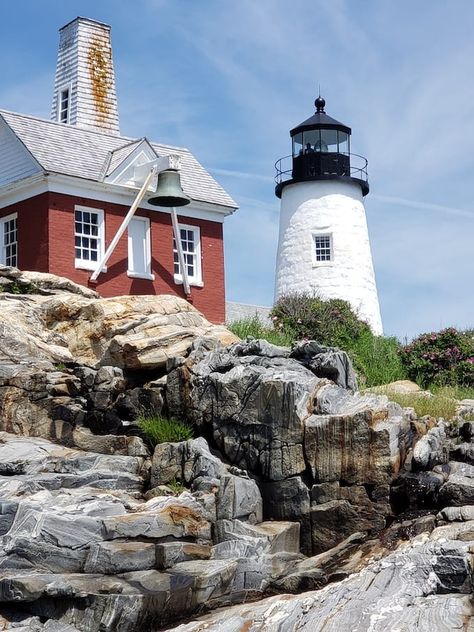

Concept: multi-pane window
[[1, 214, 18, 267], [74, 207, 104, 269], [173, 225, 201, 283], [314, 234, 332, 262], [58, 88, 70, 123]]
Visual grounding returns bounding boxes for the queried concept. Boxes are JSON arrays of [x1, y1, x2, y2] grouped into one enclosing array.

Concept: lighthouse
[[274, 96, 383, 335]]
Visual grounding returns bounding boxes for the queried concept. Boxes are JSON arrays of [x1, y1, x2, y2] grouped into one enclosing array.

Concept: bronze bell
[[148, 170, 191, 207]]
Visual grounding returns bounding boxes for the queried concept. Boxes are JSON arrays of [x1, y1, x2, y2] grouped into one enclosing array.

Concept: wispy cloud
[[372, 194, 474, 219]]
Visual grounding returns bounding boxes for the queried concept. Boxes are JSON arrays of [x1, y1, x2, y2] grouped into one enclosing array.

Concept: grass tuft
[[373, 387, 458, 420], [137, 414, 194, 449], [228, 317, 293, 347]]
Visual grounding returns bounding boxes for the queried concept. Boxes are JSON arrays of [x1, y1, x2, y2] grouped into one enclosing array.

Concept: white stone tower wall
[[275, 179, 383, 334], [51, 17, 120, 135]]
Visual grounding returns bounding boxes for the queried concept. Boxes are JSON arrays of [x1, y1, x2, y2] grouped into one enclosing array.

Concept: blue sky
[[1, 0, 474, 340]]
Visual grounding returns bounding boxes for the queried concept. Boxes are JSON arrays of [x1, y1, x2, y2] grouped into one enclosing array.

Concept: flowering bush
[[270, 293, 406, 387], [271, 292, 371, 350], [399, 327, 474, 387]]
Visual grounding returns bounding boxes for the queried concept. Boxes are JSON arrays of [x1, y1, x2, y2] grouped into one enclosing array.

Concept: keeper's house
[[0, 17, 237, 323]]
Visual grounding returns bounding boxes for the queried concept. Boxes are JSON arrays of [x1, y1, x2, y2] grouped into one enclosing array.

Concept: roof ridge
[[0, 108, 191, 152], [0, 109, 134, 142]]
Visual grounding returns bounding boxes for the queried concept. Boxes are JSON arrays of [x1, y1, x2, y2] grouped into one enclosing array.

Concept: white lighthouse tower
[[274, 96, 383, 334]]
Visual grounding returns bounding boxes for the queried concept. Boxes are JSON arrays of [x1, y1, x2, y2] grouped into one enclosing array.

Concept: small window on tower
[[59, 88, 70, 123], [314, 233, 332, 263]]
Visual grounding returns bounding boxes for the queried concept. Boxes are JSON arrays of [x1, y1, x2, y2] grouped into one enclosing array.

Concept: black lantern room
[[275, 96, 369, 198]]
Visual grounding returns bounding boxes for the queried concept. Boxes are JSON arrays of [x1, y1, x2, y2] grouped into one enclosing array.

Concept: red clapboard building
[[0, 17, 237, 323]]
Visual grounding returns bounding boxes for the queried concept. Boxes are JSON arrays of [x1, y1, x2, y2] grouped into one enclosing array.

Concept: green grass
[[228, 317, 293, 347], [137, 414, 194, 448], [228, 317, 407, 388], [373, 387, 458, 420], [167, 478, 186, 494], [345, 330, 407, 388], [429, 384, 474, 401]]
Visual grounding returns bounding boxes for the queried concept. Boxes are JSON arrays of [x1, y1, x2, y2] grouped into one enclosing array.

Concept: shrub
[[399, 327, 474, 388], [136, 414, 193, 448], [271, 292, 371, 350], [270, 292, 407, 387]]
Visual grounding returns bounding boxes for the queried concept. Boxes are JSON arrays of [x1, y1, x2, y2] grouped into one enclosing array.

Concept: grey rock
[[216, 519, 300, 556], [168, 559, 238, 606], [151, 438, 227, 488], [437, 505, 474, 522], [83, 541, 156, 574], [156, 543, 212, 569], [412, 423, 448, 471], [113, 387, 163, 419], [216, 473, 262, 523], [165, 537, 474, 632], [261, 477, 311, 553], [102, 494, 212, 541], [290, 340, 357, 391], [167, 347, 318, 481]]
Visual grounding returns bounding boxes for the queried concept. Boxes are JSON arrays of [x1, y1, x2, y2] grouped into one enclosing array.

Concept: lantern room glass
[[292, 133, 303, 157], [337, 131, 350, 154], [293, 129, 350, 155]]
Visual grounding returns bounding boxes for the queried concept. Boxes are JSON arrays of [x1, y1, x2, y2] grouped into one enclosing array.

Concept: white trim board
[[0, 173, 232, 223]]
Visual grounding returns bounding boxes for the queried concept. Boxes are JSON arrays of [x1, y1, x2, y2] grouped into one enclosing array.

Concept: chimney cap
[[59, 16, 111, 32]]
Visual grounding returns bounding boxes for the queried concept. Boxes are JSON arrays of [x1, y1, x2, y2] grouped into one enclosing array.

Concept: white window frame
[[127, 216, 154, 280], [74, 206, 106, 271], [57, 83, 72, 124], [173, 223, 203, 287], [312, 232, 333, 266], [0, 213, 18, 267]]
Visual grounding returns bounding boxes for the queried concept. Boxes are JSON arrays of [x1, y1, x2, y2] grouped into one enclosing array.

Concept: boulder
[[42, 294, 237, 369], [290, 340, 357, 391]]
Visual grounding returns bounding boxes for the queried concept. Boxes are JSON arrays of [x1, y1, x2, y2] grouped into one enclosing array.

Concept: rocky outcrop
[[167, 339, 412, 554], [0, 432, 303, 631], [0, 269, 473, 630], [166, 530, 474, 631], [0, 265, 236, 369]]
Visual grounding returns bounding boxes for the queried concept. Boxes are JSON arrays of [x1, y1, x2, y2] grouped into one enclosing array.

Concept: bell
[[148, 170, 191, 207]]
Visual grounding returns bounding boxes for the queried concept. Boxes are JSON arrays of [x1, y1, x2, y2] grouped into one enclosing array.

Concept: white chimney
[[51, 17, 120, 135]]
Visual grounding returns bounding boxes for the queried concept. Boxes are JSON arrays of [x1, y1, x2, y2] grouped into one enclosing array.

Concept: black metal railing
[[274, 152, 369, 186]]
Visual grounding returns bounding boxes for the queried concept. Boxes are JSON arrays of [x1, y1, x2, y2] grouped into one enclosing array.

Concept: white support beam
[[90, 166, 157, 282], [133, 155, 181, 188]]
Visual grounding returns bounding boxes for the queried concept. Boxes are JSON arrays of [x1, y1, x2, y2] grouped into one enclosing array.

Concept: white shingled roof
[[0, 110, 238, 210]]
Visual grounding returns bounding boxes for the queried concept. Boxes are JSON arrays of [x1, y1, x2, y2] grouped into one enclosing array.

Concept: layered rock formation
[[167, 338, 412, 554], [0, 266, 472, 630]]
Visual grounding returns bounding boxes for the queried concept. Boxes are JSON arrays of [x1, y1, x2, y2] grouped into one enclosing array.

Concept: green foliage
[[269, 292, 406, 387], [167, 478, 186, 494], [1, 281, 36, 295], [347, 330, 407, 388], [430, 384, 474, 401], [271, 292, 371, 350], [399, 327, 474, 388], [136, 414, 194, 448], [228, 316, 293, 347]]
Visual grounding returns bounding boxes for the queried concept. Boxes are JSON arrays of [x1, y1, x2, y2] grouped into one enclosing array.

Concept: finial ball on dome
[[315, 96, 326, 112]]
